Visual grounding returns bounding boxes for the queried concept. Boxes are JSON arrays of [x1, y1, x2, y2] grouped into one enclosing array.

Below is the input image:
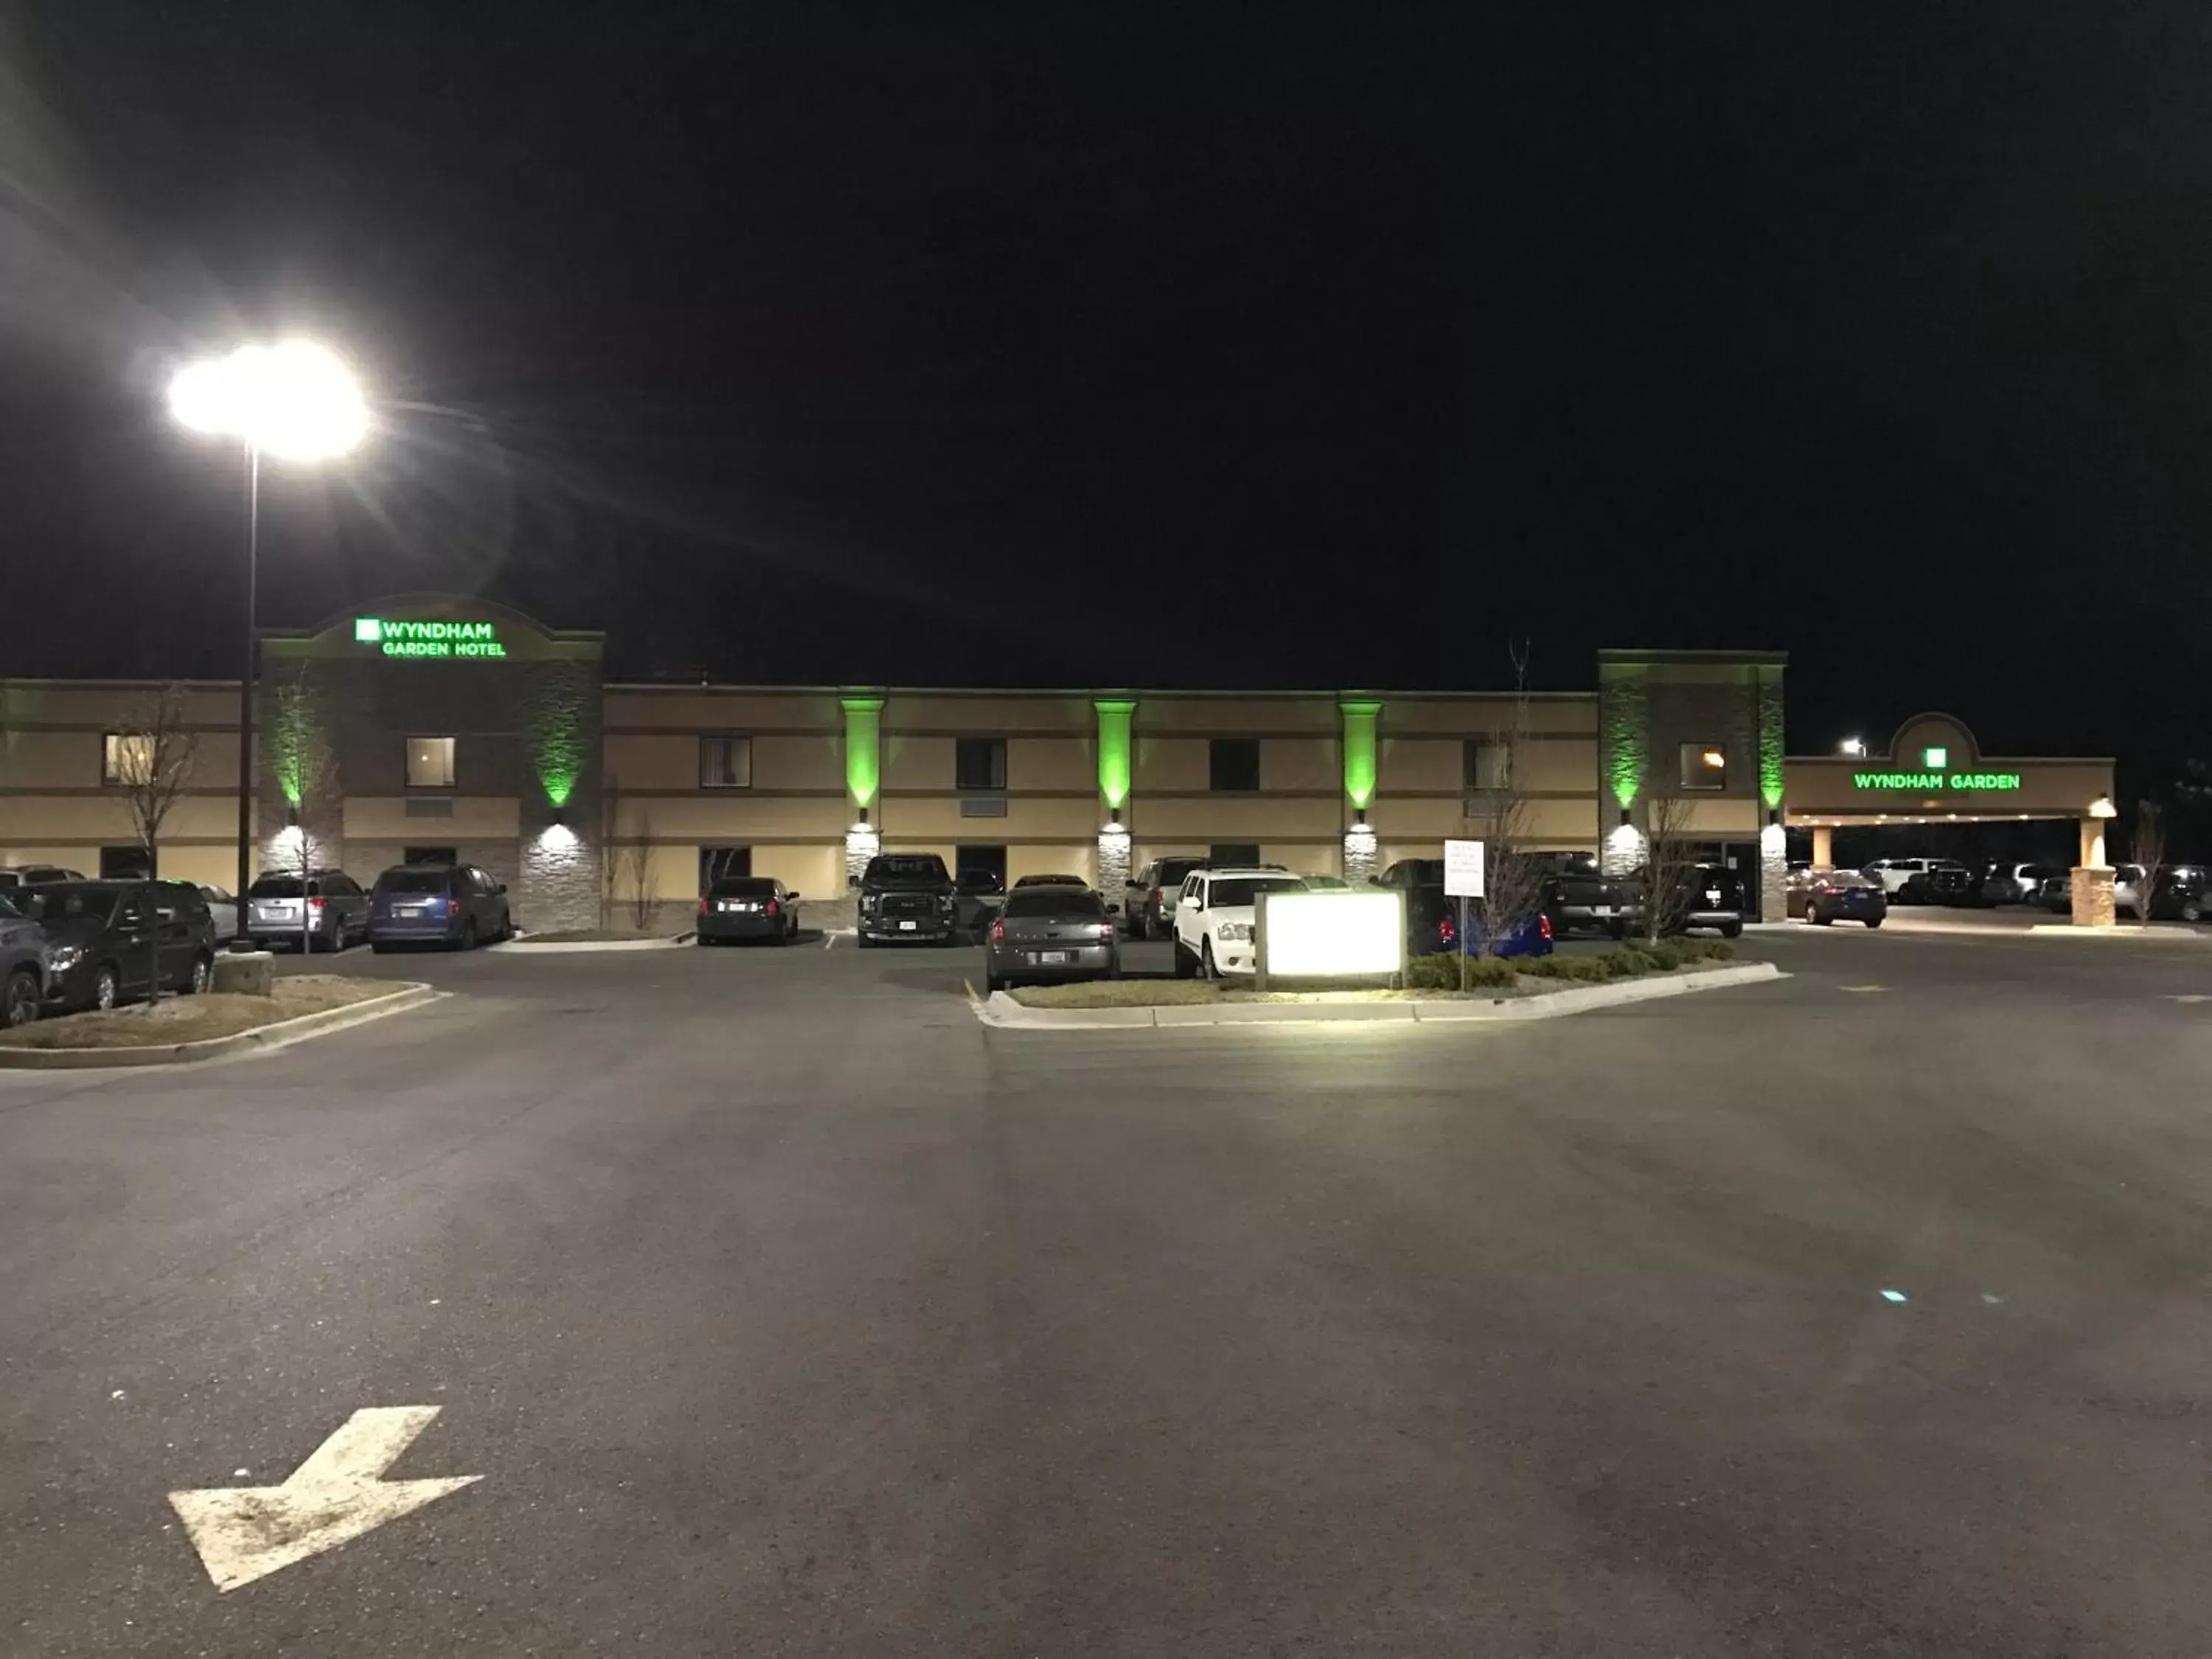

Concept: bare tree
[[2132, 799, 2166, 928], [267, 667, 340, 955], [601, 773, 655, 931], [1463, 639, 1548, 959], [1638, 790, 1699, 944], [113, 685, 200, 998]]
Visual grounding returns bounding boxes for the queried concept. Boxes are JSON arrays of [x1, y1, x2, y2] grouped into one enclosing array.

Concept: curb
[[2025, 923, 2211, 942], [973, 961, 1784, 1030], [0, 983, 439, 1070], [489, 936, 689, 954]]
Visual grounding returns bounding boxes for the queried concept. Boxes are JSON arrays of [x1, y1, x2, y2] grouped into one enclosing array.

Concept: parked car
[[1172, 867, 1309, 978], [856, 853, 959, 946], [2148, 866, 2211, 922], [1800, 867, 1886, 928], [1899, 863, 1976, 906], [0, 891, 46, 1027], [984, 885, 1121, 992], [369, 862, 514, 950], [2113, 863, 2147, 918], [695, 875, 800, 945], [1615, 863, 1747, 937], [13, 879, 218, 1010], [1978, 862, 2063, 906], [247, 869, 370, 951], [1864, 857, 1941, 897], [1439, 901, 1554, 959], [953, 868, 1006, 937], [197, 883, 240, 939], [1124, 856, 1212, 941], [1540, 853, 1635, 936], [1371, 858, 1455, 955], [2034, 872, 2073, 913], [0, 865, 85, 890]]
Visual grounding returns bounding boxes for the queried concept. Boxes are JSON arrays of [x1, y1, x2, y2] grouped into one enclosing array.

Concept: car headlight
[[45, 944, 86, 975], [1216, 922, 1253, 942], [938, 894, 956, 911], [860, 894, 878, 913]]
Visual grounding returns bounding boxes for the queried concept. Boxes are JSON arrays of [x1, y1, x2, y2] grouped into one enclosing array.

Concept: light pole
[[167, 341, 368, 945]]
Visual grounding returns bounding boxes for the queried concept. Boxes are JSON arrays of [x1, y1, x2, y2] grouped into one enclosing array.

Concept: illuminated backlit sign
[[354, 618, 507, 658], [1921, 745, 1948, 770], [1258, 891, 1404, 978], [1851, 771, 2020, 792]]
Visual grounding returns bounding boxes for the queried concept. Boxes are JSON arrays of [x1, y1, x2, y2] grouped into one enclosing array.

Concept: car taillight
[[990, 919, 1005, 944], [307, 897, 325, 912], [1096, 922, 1116, 940], [1539, 912, 1553, 940], [765, 900, 778, 917], [1439, 911, 1456, 946], [698, 897, 709, 914]]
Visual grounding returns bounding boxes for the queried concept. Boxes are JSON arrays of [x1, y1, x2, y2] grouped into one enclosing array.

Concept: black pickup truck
[[1542, 854, 1635, 936], [856, 853, 960, 947]]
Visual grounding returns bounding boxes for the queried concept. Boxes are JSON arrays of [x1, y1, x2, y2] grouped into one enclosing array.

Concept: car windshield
[[378, 871, 452, 894], [248, 876, 308, 897], [1208, 877, 1307, 908], [10, 883, 118, 925], [1820, 870, 1877, 889], [1400, 860, 1446, 886], [1015, 875, 1086, 888], [1004, 890, 1105, 919], [709, 878, 776, 897], [866, 855, 949, 884]]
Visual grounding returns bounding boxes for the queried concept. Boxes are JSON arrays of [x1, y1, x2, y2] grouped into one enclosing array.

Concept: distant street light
[[168, 341, 369, 943], [1840, 737, 1866, 757]]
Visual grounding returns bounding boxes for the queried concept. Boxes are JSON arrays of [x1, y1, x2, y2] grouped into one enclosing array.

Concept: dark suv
[[857, 853, 959, 946], [369, 863, 513, 950], [0, 891, 46, 1027], [11, 880, 219, 1010]]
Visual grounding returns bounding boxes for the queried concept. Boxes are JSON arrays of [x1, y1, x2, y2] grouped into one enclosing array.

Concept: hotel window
[[956, 737, 1007, 792], [1679, 741, 1727, 791], [1209, 738, 1261, 793], [406, 736, 457, 789], [102, 732, 154, 785], [1464, 740, 1511, 791], [700, 735, 753, 789]]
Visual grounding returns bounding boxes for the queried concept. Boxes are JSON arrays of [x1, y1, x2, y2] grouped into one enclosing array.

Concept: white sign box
[[1258, 891, 1404, 978], [1444, 839, 1485, 899]]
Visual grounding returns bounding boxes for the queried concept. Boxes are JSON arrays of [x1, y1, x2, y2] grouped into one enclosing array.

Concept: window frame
[[699, 734, 754, 790], [1464, 738, 1512, 792], [1677, 740, 1728, 792], [405, 736, 458, 790], [1208, 738, 1262, 793], [955, 737, 1008, 793], [102, 731, 155, 787]]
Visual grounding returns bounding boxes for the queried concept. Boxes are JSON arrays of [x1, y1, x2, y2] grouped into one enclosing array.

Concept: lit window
[[1679, 742, 1727, 791], [102, 733, 154, 785], [700, 736, 752, 789], [1464, 740, 1511, 791], [406, 737, 456, 789], [1922, 745, 1948, 770]]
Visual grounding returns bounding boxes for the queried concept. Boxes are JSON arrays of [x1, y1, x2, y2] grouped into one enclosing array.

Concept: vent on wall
[[959, 796, 1009, 818], [405, 797, 456, 818]]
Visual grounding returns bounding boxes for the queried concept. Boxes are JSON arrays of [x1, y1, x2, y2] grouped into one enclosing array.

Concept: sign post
[[1444, 838, 1485, 995]]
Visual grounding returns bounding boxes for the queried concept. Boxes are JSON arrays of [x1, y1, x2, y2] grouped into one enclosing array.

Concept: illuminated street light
[[168, 340, 369, 942], [1840, 736, 1866, 757]]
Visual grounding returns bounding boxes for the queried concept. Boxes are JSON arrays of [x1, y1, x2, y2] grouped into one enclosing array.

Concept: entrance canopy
[[1784, 713, 2112, 829]]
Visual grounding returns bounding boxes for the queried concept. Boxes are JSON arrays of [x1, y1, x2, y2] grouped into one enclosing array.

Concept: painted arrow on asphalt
[[169, 1406, 481, 1592]]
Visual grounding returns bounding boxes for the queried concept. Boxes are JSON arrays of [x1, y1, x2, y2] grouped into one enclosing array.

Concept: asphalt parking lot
[[5, 924, 2212, 1655]]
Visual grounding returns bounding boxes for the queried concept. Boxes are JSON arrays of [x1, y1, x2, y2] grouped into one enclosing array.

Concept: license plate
[[399, 905, 425, 917], [899, 919, 917, 931], [1037, 950, 1070, 965]]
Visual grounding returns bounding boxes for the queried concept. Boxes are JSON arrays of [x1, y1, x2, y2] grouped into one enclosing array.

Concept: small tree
[[601, 774, 655, 931], [1464, 639, 1548, 959], [114, 685, 200, 998], [1638, 790, 1698, 943], [2133, 800, 2166, 928], [267, 667, 340, 954]]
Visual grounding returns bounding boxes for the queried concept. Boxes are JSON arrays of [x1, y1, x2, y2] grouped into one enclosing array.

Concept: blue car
[[368, 863, 513, 950], [1439, 902, 1554, 959], [1802, 869, 1885, 928]]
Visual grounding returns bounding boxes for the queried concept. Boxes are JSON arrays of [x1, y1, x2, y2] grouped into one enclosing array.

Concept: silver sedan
[[983, 886, 1120, 993]]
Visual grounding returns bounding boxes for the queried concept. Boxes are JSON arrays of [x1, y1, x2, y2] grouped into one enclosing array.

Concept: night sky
[[3, 5, 2208, 795]]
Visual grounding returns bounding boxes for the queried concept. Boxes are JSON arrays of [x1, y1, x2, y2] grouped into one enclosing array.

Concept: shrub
[[1602, 947, 1652, 978], [1630, 939, 1683, 972], [1405, 952, 1517, 990]]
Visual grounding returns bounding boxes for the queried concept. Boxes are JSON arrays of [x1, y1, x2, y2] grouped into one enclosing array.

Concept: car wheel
[[1720, 919, 1742, 939], [984, 969, 1004, 994], [773, 919, 791, 946], [1200, 939, 1219, 980], [2183, 900, 2203, 923], [186, 953, 212, 995], [1173, 941, 1195, 979], [1864, 917, 1882, 928], [92, 964, 119, 1011], [1, 968, 38, 1029], [459, 919, 478, 952], [1810, 909, 1833, 926]]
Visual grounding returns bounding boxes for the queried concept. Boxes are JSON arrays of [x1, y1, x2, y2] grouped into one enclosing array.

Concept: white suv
[[1171, 868, 1307, 978]]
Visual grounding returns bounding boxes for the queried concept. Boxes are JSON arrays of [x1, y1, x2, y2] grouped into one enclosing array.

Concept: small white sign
[[1444, 839, 1485, 899]]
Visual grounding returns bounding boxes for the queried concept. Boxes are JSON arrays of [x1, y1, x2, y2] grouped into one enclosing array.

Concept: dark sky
[[4, 4, 2209, 779]]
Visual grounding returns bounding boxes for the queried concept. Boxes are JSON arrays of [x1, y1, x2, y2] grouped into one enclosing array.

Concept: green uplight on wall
[[530, 676, 590, 810], [1094, 700, 1135, 810], [841, 696, 884, 808], [1339, 701, 1381, 810], [1759, 671, 1786, 811]]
